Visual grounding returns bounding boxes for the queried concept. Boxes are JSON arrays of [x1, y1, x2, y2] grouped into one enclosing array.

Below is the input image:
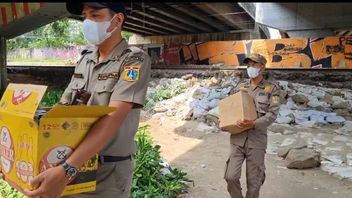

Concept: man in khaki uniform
[[222, 54, 280, 198], [24, 3, 151, 198]]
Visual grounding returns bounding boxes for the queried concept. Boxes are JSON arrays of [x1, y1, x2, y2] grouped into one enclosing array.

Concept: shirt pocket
[[256, 94, 270, 114], [94, 79, 118, 105], [71, 78, 86, 90]]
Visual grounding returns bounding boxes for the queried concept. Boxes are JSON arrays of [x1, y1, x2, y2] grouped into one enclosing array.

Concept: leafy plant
[[132, 126, 191, 197], [143, 79, 186, 111], [0, 179, 25, 198], [41, 89, 64, 107]]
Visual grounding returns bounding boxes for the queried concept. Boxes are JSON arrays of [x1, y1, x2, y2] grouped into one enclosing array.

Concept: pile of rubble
[[143, 72, 352, 181]]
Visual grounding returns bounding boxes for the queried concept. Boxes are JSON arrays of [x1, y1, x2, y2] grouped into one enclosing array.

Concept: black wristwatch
[[61, 161, 79, 180]]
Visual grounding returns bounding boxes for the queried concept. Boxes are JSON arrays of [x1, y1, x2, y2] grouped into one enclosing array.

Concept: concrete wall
[[136, 36, 352, 69], [7, 46, 85, 63]]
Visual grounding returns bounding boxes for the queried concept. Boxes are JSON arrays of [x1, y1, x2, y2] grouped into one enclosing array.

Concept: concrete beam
[[287, 29, 335, 38], [146, 3, 215, 33], [0, 36, 7, 96], [144, 32, 249, 44], [193, 3, 254, 30], [166, 3, 230, 32], [239, 3, 352, 32], [125, 4, 195, 33], [0, 3, 68, 39]]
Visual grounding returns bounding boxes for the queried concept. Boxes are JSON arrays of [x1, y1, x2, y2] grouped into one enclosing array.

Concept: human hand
[[23, 165, 69, 198], [236, 119, 255, 129]]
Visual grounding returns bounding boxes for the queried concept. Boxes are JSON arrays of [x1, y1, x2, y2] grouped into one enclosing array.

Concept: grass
[[7, 58, 74, 65]]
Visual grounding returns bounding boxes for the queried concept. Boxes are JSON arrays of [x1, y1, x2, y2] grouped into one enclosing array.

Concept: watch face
[[67, 167, 78, 177]]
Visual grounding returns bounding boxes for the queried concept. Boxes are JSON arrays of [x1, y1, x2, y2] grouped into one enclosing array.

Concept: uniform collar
[[249, 77, 265, 89], [88, 39, 128, 64]]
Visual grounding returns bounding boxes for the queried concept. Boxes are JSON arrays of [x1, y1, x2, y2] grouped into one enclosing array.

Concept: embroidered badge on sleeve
[[123, 66, 140, 82]]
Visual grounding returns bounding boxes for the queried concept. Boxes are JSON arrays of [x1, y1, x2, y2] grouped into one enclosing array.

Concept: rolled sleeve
[[254, 85, 280, 129], [110, 52, 151, 108], [60, 76, 74, 103]]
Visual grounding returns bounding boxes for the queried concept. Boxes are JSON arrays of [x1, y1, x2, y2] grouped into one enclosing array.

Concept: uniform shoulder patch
[[123, 65, 140, 82], [264, 85, 272, 92], [271, 95, 280, 105]]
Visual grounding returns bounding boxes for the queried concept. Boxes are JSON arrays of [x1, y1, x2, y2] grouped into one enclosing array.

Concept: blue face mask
[[247, 67, 260, 78], [82, 15, 118, 45]]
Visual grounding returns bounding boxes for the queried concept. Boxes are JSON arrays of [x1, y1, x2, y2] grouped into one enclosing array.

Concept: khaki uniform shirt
[[61, 39, 151, 156], [230, 78, 280, 149]]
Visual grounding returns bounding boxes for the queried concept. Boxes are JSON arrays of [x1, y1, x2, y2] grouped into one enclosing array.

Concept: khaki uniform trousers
[[224, 140, 266, 198], [62, 158, 134, 198]]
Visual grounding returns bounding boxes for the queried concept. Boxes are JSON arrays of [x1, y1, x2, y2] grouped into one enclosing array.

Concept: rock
[[181, 74, 193, 80], [346, 153, 352, 166], [279, 90, 288, 104], [321, 165, 352, 180], [283, 130, 296, 135], [292, 94, 309, 104], [196, 122, 216, 133], [207, 89, 228, 100], [161, 167, 172, 175], [333, 135, 350, 142], [208, 107, 219, 118], [207, 77, 221, 87], [335, 109, 351, 117], [299, 121, 318, 128], [321, 154, 344, 166], [193, 87, 210, 99], [312, 138, 329, 146], [309, 114, 326, 124], [208, 99, 219, 109], [307, 98, 329, 109], [276, 115, 294, 124], [268, 123, 292, 134], [326, 115, 346, 124], [154, 106, 168, 113], [201, 164, 207, 168], [322, 93, 334, 105], [332, 101, 350, 109], [285, 148, 320, 169], [277, 139, 307, 158], [280, 138, 296, 147], [335, 121, 352, 135]]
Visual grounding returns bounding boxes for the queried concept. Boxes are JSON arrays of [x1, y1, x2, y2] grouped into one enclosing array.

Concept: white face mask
[[82, 16, 117, 45], [247, 67, 260, 78]]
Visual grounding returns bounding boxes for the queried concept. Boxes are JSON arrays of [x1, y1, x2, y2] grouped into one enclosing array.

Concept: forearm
[[66, 101, 133, 168], [254, 113, 277, 129]]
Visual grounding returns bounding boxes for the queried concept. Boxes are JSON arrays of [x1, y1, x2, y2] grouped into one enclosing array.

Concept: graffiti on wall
[[140, 36, 352, 69]]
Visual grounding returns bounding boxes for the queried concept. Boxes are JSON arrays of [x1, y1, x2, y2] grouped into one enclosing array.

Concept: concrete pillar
[[249, 23, 261, 39], [0, 36, 7, 97]]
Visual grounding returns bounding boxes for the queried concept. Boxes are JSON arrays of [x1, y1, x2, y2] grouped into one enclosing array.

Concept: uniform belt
[[99, 155, 132, 164]]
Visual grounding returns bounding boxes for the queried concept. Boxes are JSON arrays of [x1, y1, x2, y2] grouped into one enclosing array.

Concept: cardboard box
[[219, 91, 257, 134], [0, 83, 116, 195]]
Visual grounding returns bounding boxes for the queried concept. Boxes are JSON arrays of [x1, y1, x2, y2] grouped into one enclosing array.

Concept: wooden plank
[[0, 36, 7, 96]]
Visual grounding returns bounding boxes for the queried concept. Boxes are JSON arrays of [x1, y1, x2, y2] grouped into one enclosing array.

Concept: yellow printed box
[[0, 83, 115, 196]]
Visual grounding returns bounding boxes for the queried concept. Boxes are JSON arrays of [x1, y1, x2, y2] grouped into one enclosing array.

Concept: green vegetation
[[0, 126, 190, 198], [0, 180, 25, 198], [143, 79, 186, 111], [7, 18, 133, 50], [41, 89, 64, 107], [132, 126, 191, 197]]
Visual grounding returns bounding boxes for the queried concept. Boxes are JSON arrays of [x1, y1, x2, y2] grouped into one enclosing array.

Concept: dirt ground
[[140, 116, 352, 198]]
